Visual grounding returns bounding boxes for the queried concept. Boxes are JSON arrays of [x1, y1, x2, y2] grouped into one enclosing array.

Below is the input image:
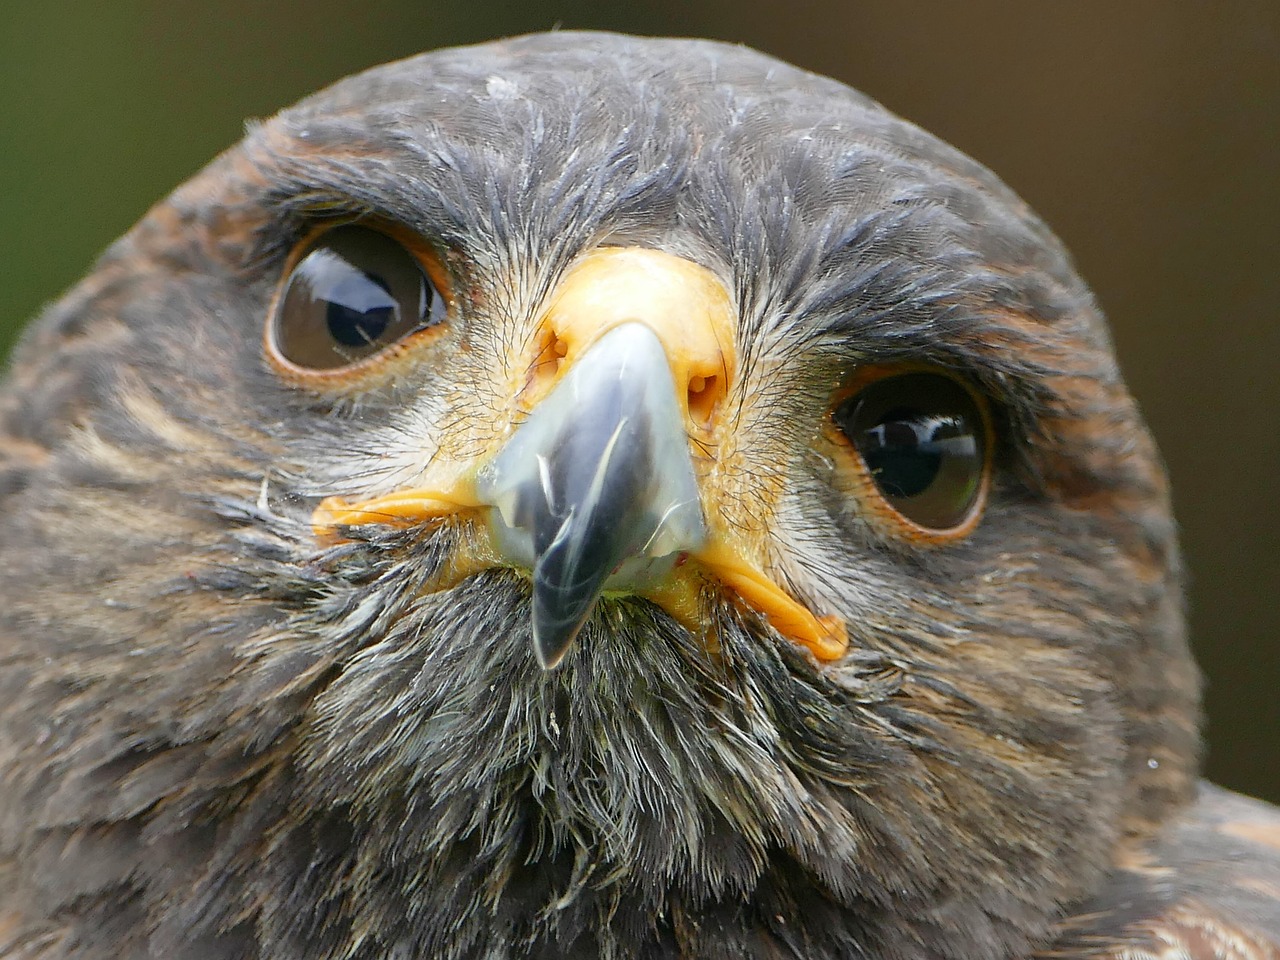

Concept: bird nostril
[[687, 373, 720, 426], [522, 327, 571, 406]]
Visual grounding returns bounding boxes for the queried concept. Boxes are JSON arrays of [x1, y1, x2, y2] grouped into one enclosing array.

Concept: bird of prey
[[0, 31, 1276, 960]]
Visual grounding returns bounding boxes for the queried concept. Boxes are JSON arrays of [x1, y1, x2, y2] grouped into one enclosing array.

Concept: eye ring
[[828, 366, 993, 545], [265, 222, 453, 384]]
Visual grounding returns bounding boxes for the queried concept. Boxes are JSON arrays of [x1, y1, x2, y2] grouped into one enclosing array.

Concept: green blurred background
[[2, 2, 1277, 801]]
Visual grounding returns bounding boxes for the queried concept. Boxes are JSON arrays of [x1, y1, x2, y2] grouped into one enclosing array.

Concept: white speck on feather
[[486, 75, 519, 100]]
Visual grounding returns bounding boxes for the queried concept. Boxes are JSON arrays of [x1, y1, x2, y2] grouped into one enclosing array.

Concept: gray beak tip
[[531, 619, 582, 670]]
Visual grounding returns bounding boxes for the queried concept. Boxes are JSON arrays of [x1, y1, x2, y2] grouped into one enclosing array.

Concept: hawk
[[0, 31, 1276, 960]]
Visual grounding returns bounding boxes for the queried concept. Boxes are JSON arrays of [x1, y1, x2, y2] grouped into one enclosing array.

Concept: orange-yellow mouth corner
[[695, 542, 849, 661], [311, 486, 481, 541], [639, 542, 850, 662], [307, 245, 848, 667]]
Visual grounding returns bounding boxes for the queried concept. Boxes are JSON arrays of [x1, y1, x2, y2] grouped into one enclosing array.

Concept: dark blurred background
[[2, 3, 1277, 801]]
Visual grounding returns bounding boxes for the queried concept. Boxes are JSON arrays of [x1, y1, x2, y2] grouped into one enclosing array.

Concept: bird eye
[[268, 225, 447, 371], [832, 372, 990, 535]]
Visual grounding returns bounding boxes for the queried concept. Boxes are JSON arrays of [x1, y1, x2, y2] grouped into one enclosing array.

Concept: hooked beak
[[311, 246, 847, 669], [476, 322, 706, 667]]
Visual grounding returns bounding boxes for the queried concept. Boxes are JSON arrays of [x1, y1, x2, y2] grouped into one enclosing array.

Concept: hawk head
[[0, 32, 1198, 960]]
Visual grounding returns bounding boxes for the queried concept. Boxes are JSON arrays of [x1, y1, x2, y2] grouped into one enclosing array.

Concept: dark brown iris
[[270, 225, 446, 371], [834, 372, 988, 532]]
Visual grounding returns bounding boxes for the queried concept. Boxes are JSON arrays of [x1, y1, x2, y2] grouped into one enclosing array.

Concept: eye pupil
[[269, 225, 446, 371], [863, 413, 945, 498], [834, 374, 987, 532], [324, 271, 397, 347]]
